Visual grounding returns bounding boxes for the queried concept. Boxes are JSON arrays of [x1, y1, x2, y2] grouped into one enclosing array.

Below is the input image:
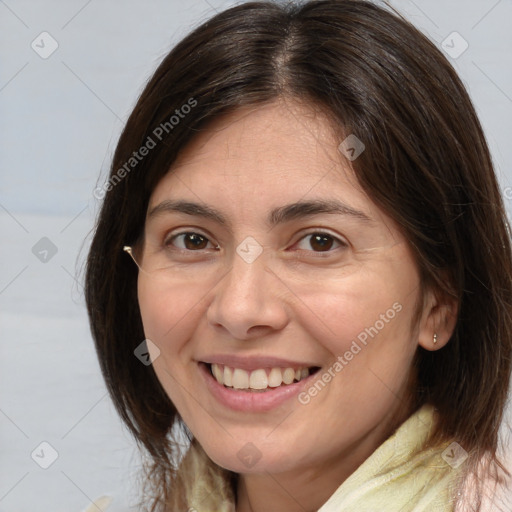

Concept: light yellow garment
[[317, 404, 464, 512], [183, 403, 465, 512]]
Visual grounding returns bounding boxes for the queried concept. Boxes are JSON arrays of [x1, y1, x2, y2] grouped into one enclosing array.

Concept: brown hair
[[85, 0, 512, 510]]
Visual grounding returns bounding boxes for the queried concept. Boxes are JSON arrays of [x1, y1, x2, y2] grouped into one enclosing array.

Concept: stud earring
[[433, 333, 438, 345]]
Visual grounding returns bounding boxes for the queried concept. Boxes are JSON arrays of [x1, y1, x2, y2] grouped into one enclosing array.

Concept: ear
[[417, 285, 458, 351]]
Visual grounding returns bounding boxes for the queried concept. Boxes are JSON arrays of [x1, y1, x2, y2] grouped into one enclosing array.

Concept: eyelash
[[163, 229, 348, 257]]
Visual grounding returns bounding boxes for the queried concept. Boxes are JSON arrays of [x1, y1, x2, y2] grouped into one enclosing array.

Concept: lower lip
[[198, 362, 320, 412]]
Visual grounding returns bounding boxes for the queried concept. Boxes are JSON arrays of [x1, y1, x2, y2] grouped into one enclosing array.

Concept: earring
[[433, 333, 438, 345]]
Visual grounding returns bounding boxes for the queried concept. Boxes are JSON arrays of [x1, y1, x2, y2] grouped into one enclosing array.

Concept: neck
[[235, 460, 351, 512]]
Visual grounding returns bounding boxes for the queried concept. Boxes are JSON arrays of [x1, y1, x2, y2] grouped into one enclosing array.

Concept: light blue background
[[1, 1, 511, 510]]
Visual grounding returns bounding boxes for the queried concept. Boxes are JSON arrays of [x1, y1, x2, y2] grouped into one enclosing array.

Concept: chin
[[202, 442, 297, 475]]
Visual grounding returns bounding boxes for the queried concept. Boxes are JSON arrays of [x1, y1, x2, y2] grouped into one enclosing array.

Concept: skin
[[136, 98, 457, 512]]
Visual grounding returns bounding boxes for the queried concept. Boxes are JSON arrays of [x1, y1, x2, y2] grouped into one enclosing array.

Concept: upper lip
[[198, 354, 321, 372]]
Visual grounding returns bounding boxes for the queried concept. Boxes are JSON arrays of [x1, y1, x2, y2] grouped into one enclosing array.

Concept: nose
[[206, 248, 289, 340]]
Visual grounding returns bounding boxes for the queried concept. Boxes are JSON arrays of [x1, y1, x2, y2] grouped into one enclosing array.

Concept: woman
[[85, 1, 512, 510]]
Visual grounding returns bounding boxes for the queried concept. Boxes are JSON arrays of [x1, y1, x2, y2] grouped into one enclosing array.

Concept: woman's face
[[136, 99, 429, 475]]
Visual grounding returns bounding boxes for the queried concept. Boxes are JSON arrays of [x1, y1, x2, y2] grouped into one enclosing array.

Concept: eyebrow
[[147, 198, 373, 228]]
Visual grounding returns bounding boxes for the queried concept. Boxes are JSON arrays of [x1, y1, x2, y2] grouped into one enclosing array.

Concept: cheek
[[291, 262, 419, 358], [136, 276, 204, 354], [136, 277, 205, 413], [292, 270, 419, 432]]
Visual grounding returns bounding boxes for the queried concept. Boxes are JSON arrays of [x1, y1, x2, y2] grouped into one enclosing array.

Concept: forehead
[[175, 98, 340, 162], [149, 99, 367, 208]]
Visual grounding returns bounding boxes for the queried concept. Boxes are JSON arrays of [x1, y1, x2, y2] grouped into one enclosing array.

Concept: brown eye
[[295, 232, 345, 253], [167, 232, 213, 250], [310, 234, 334, 251]]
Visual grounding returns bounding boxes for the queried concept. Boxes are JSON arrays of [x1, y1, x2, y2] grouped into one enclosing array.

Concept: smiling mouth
[[205, 362, 321, 392]]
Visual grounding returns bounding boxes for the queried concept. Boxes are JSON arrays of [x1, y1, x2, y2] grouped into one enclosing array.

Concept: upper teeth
[[211, 363, 311, 390]]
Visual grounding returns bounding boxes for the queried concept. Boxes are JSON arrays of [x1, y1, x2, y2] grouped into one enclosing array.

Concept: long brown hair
[[85, 1, 512, 510]]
